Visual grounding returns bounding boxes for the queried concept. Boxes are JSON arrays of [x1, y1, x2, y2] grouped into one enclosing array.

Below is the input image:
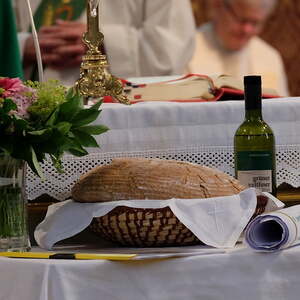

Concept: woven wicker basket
[[89, 206, 201, 247], [89, 195, 268, 247], [74, 158, 268, 247]]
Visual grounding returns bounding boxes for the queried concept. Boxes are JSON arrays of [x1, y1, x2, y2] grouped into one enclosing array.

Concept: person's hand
[[23, 20, 87, 69], [42, 20, 87, 69]]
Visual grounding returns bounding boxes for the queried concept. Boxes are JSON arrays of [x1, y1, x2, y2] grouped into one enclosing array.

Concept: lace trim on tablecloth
[[25, 145, 300, 201]]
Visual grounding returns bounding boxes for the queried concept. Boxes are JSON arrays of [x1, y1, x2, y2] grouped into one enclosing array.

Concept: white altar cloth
[[96, 97, 300, 152], [26, 97, 300, 200], [1, 244, 300, 300]]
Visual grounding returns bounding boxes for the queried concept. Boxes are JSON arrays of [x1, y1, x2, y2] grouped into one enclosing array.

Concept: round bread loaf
[[72, 158, 245, 202]]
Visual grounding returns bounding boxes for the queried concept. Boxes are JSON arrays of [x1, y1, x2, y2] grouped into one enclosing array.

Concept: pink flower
[[0, 77, 23, 97], [11, 86, 37, 119], [0, 77, 37, 118]]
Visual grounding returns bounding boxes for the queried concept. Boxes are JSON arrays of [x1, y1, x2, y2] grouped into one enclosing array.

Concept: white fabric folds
[[34, 189, 283, 250], [245, 205, 300, 251]]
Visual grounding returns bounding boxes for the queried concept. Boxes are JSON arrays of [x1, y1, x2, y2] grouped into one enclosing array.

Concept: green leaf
[[27, 128, 53, 143], [49, 153, 64, 173], [35, 133, 69, 155], [30, 147, 44, 179], [10, 139, 31, 160], [68, 148, 88, 157], [51, 136, 87, 155], [0, 143, 13, 155], [46, 108, 59, 126], [14, 118, 28, 131], [75, 125, 109, 135], [71, 107, 101, 127], [65, 87, 76, 100], [58, 91, 83, 121], [3, 99, 17, 113], [55, 122, 72, 135], [72, 129, 99, 147], [28, 129, 49, 136], [62, 137, 89, 155], [89, 99, 103, 111]]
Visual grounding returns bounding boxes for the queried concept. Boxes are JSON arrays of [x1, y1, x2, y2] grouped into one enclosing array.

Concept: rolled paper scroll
[[245, 204, 300, 251]]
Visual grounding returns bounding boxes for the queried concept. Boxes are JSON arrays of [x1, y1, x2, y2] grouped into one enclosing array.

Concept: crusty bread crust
[[72, 158, 245, 203]]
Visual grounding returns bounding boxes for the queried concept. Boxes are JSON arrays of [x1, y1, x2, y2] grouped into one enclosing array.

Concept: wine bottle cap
[[244, 76, 261, 86], [244, 75, 261, 110]]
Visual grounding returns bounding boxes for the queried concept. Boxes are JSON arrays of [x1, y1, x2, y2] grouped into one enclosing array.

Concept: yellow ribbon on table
[[0, 252, 136, 260]]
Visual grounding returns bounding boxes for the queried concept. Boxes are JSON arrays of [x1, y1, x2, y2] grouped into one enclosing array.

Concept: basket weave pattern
[[89, 206, 201, 247], [89, 195, 268, 247]]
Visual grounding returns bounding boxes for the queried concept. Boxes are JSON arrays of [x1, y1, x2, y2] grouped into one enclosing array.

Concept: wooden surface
[[190, 0, 300, 96], [277, 184, 300, 206]]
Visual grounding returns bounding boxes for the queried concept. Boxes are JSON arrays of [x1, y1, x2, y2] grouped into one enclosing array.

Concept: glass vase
[[0, 154, 30, 252]]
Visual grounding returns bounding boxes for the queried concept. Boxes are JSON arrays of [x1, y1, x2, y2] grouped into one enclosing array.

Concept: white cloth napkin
[[35, 188, 282, 250], [245, 204, 300, 251]]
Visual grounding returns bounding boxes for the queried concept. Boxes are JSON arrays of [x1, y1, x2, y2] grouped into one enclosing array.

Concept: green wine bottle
[[234, 76, 276, 195]]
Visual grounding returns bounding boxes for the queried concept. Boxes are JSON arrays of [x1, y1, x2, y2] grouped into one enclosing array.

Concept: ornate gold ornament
[[76, 0, 129, 104]]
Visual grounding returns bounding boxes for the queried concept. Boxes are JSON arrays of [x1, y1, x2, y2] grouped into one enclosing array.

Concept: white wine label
[[237, 170, 272, 192]]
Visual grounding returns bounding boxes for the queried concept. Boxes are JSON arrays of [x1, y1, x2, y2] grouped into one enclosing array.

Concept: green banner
[[0, 0, 24, 79], [34, 0, 86, 30]]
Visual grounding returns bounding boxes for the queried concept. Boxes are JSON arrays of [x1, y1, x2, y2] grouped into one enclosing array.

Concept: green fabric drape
[[0, 0, 24, 79], [33, 0, 86, 30]]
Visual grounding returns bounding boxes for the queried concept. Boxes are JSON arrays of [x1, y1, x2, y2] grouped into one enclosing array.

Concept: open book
[[105, 74, 278, 103]]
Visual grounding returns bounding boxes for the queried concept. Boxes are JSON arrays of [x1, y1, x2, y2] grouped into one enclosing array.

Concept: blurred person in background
[[188, 0, 289, 96], [14, 0, 195, 85]]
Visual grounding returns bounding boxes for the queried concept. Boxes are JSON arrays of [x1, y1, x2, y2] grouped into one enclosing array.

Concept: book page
[[212, 74, 244, 90], [125, 75, 216, 102], [212, 74, 278, 96], [124, 74, 278, 103]]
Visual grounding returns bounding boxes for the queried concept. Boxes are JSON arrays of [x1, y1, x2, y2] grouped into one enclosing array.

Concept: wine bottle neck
[[245, 109, 263, 121], [244, 76, 262, 111], [244, 77, 262, 121]]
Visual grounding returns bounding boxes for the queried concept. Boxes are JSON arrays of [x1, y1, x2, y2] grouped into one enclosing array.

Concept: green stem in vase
[[0, 155, 29, 251], [0, 186, 23, 237]]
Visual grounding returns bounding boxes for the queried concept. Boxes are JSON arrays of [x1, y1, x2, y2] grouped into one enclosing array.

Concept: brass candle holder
[[76, 0, 129, 104]]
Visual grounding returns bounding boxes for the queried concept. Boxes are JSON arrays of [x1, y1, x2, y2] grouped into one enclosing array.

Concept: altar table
[[1, 244, 300, 300], [17, 97, 300, 300], [25, 97, 300, 201]]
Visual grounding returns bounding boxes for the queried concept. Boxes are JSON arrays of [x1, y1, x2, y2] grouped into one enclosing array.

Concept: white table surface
[[1, 244, 300, 300]]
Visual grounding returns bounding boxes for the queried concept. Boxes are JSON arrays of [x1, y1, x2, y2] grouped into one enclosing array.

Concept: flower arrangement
[[0, 77, 108, 251], [0, 77, 108, 177]]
